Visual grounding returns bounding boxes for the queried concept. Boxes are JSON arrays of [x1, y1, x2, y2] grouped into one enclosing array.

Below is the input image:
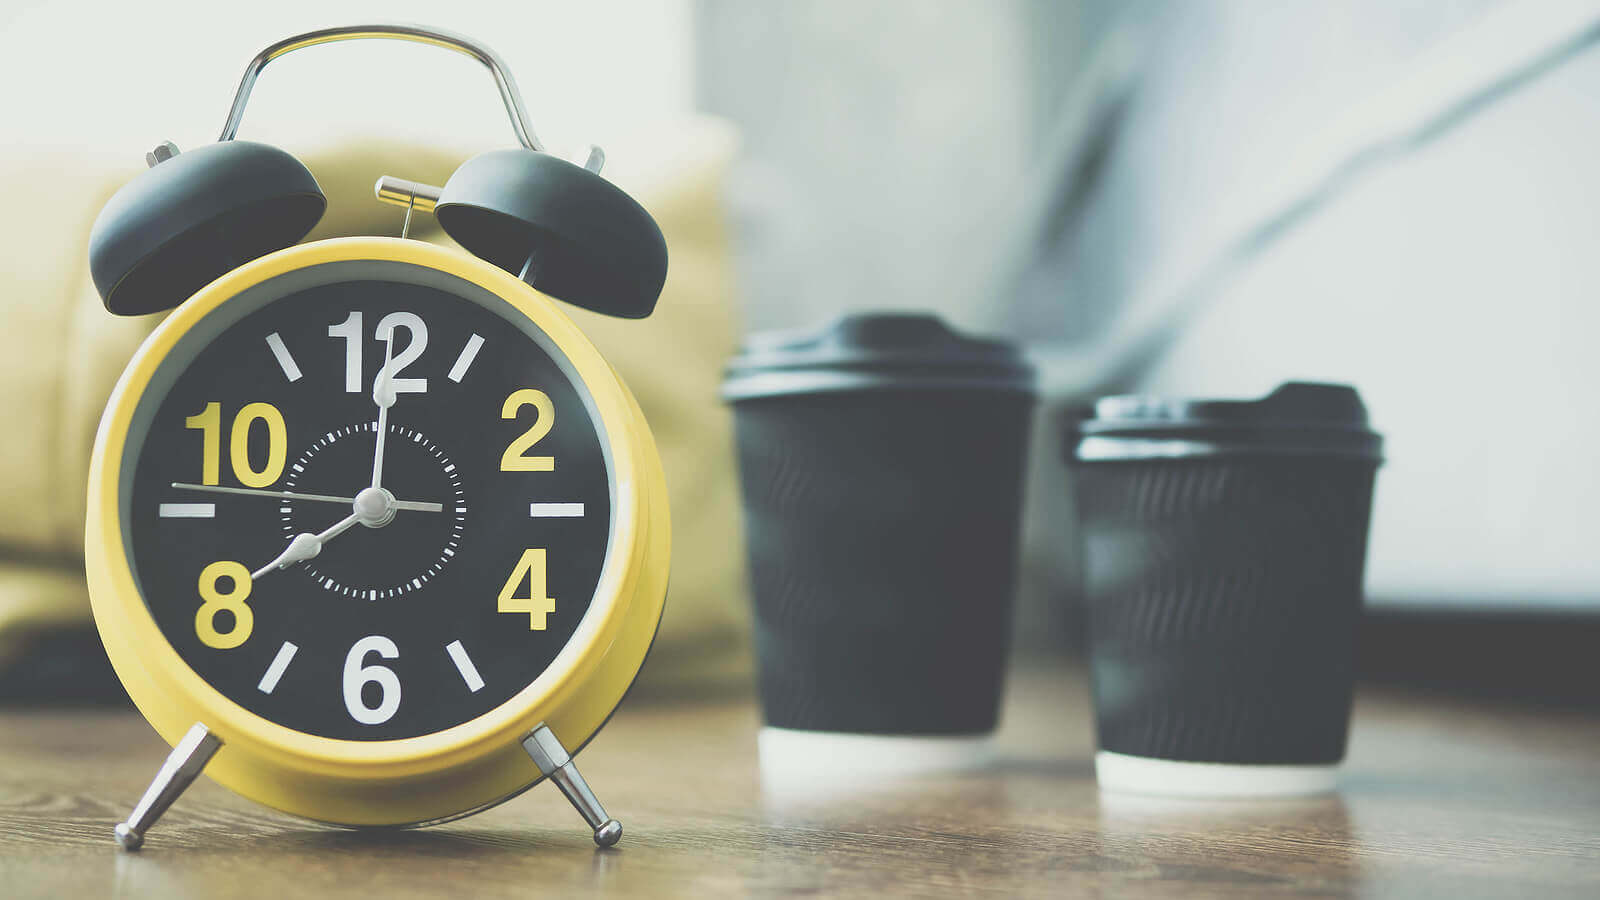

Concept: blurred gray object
[[695, 0, 1600, 645], [1009, 0, 1600, 616], [694, 0, 1137, 333]]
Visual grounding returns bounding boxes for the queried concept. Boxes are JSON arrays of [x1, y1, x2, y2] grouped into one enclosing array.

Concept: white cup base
[[758, 727, 994, 798], [1095, 750, 1339, 798]]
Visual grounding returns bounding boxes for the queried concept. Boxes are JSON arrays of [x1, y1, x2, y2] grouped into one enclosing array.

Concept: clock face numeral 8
[[195, 560, 253, 649], [128, 271, 614, 740]]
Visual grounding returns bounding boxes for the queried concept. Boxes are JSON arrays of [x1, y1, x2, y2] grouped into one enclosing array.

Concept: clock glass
[[119, 260, 615, 741]]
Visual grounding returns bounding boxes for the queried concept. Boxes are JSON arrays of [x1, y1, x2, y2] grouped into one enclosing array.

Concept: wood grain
[[1, 663, 1597, 898]]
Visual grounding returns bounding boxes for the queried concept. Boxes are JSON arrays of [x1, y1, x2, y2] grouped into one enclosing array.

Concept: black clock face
[[123, 262, 614, 741]]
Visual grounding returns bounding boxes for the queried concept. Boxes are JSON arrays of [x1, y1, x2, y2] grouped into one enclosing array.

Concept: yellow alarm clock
[[83, 25, 669, 850]]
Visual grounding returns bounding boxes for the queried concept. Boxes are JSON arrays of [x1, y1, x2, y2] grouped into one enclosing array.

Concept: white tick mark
[[257, 642, 298, 693], [265, 333, 303, 382], [446, 640, 485, 692]]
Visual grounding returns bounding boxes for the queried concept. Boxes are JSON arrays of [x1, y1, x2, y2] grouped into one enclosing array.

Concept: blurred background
[[3, 0, 1598, 704]]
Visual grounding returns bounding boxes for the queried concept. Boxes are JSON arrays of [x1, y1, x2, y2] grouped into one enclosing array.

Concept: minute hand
[[371, 335, 397, 490], [170, 483, 443, 513]]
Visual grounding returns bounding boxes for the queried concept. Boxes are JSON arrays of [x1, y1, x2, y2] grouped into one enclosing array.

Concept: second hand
[[171, 483, 443, 513]]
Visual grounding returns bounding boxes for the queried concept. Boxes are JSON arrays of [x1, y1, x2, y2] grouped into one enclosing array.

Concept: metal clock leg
[[114, 723, 222, 851], [521, 724, 623, 847]]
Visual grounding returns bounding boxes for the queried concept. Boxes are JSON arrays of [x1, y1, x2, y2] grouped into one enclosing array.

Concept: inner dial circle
[[282, 422, 465, 599]]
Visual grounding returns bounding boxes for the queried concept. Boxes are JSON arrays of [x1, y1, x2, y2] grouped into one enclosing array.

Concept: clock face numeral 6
[[343, 635, 402, 725], [129, 271, 613, 741], [500, 389, 555, 472], [183, 401, 288, 487], [195, 560, 254, 649]]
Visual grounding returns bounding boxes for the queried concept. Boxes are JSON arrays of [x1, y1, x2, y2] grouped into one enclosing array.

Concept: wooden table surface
[[2, 662, 1597, 899]]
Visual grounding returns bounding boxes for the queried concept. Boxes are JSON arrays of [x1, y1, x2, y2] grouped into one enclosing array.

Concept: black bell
[[88, 141, 326, 316], [436, 149, 667, 319]]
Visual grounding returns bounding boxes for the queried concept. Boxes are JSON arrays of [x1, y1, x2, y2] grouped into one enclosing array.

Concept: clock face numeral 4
[[183, 401, 287, 487], [498, 548, 556, 630], [327, 310, 430, 394], [501, 389, 555, 471], [195, 560, 254, 649]]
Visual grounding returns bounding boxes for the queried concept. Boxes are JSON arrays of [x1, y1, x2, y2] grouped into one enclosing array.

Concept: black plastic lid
[[1070, 381, 1382, 461], [721, 312, 1034, 401], [88, 141, 325, 316]]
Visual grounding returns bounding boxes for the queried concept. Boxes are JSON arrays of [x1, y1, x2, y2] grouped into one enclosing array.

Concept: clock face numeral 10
[[183, 401, 287, 487], [498, 548, 556, 630]]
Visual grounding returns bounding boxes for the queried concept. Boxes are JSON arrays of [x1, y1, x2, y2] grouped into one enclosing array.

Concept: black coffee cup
[[1068, 382, 1382, 796], [724, 313, 1034, 782]]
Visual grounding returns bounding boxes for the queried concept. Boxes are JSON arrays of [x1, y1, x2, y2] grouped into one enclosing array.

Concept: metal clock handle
[[216, 23, 545, 151]]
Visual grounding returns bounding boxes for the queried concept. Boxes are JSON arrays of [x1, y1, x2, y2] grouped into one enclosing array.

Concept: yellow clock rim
[[85, 237, 668, 821]]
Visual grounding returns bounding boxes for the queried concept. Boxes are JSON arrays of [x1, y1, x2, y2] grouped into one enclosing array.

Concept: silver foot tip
[[594, 819, 622, 848], [114, 823, 144, 851]]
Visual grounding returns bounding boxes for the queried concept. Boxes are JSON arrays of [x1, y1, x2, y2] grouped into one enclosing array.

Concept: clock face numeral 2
[[500, 389, 555, 471], [184, 401, 287, 487]]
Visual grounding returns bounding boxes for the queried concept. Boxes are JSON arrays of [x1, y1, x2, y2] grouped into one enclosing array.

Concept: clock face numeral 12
[[327, 310, 430, 394]]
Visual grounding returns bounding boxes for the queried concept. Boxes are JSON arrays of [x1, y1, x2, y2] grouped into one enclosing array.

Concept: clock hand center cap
[[354, 486, 397, 528]]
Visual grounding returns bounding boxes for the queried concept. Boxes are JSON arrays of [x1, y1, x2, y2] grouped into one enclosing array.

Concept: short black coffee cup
[[724, 313, 1034, 782], [1068, 382, 1382, 796]]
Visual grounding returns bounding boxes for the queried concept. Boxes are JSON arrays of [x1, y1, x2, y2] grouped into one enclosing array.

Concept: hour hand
[[252, 513, 361, 580]]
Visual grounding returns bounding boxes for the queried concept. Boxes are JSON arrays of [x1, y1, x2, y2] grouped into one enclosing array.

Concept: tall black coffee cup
[[723, 313, 1034, 784], [1068, 382, 1382, 796]]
